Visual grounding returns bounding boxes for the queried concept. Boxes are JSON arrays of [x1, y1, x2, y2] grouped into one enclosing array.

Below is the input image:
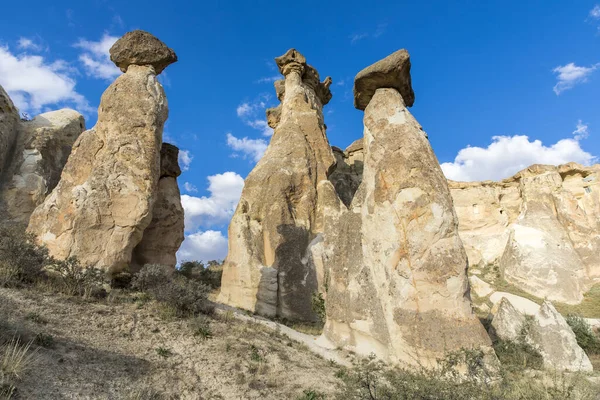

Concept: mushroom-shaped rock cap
[[275, 48, 306, 75], [353, 49, 414, 110], [160, 142, 181, 178], [110, 30, 177, 74]]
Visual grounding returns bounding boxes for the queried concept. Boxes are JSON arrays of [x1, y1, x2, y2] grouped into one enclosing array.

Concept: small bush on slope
[[0, 225, 50, 287], [179, 260, 223, 289], [46, 257, 107, 298], [566, 315, 600, 355], [334, 351, 598, 400], [132, 264, 212, 317]]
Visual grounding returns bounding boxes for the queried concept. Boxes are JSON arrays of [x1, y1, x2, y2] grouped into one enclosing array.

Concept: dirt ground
[[0, 287, 344, 399]]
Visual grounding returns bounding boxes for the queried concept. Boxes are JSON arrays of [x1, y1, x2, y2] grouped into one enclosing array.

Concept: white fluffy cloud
[[590, 5, 600, 18], [441, 127, 596, 182], [181, 171, 244, 231], [74, 34, 121, 81], [0, 46, 91, 113], [553, 63, 598, 94], [183, 182, 198, 193], [177, 230, 228, 263], [226, 133, 268, 162], [178, 150, 193, 171], [573, 120, 589, 140], [17, 37, 43, 52], [236, 95, 274, 136]]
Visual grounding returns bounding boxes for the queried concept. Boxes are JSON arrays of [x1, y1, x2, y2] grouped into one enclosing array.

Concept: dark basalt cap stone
[[110, 30, 177, 74], [160, 142, 181, 178], [353, 49, 415, 110]]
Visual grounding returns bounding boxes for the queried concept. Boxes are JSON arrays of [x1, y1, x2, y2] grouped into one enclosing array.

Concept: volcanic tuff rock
[[449, 163, 600, 304], [328, 139, 364, 207], [321, 50, 493, 367], [489, 297, 526, 341], [1, 110, 85, 225], [353, 49, 415, 111], [27, 31, 176, 275], [109, 30, 177, 74], [218, 49, 336, 321], [0, 86, 19, 180], [491, 298, 592, 371], [131, 143, 184, 270]]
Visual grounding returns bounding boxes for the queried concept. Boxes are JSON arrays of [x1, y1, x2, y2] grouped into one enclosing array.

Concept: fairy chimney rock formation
[[27, 31, 176, 274], [131, 143, 184, 270], [218, 49, 335, 321], [109, 30, 177, 74], [320, 50, 493, 367]]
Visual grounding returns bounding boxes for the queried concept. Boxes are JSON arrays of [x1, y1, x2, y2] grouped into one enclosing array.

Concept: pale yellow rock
[[529, 302, 593, 372], [450, 163, 600, 304], [218, 49, 335, 321], [131, 143, 184, 270], [0, 85, 19, 181], [321, 52, 493, 367], [1, 109, 85, 224], [489, 292, 540, 316], [469, 275, 494, 298], [27, 63, 169, 275]]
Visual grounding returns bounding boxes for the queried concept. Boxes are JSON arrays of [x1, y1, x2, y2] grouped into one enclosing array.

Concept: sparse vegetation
[[155, 347, 172, 359], [46, 257, 107, 298], [335, 351, 598, 400], [189, 316, 213, 339], [298, 389, 326, 400], [566, 315, 600, 355], [179, 260, 223, 289], [0, 338, 37, 399], [311, 292, 326, 322], [0, 225, 50, 287], [132, 264, 212, 317]]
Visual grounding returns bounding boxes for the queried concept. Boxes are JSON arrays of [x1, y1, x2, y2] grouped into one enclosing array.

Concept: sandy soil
[[0, 287, 347, 399]]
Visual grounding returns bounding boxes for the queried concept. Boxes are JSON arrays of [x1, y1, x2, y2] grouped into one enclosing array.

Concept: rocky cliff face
[[131, 143, 184, 270], [27, 31, 177, 275], [0, 86, 20, 180], [218, 49, 335, 321], [0, 86, 86, 226], [320, 50, 493, 367], [1, 110, 85, 225], [449, 163, 600, 304]]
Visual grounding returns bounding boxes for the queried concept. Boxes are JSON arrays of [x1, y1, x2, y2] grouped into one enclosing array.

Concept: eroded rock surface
[[321, 50, 492, 367], [328, 139, 364, 207], [131, 143, 184, 270], [1, 110, 85, 224], [110, 30, 177, 74], [450, 163, 600, 304], [0, 85, 19, 180], [491, 298, 593, 372], [218, 49, 335, 321], [28, 31, 175, 275]]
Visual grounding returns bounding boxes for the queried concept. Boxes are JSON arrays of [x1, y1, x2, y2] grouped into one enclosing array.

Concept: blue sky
[[1, 1, 599, 262]]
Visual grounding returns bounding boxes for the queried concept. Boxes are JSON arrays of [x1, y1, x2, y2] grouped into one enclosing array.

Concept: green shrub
[[334, 351, 598, 400], [179, 260, 223, 289], [155, 347, 172, 359], [0, 225, 50, 287], [311, 292, 326, 322], [297, 389, 326, 400], [493, 339, 543, 371], [46, 257, 107, 297], [189, 316, 213, 340], [566, 314, 600, 355], [132, 264, 212, 317]]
